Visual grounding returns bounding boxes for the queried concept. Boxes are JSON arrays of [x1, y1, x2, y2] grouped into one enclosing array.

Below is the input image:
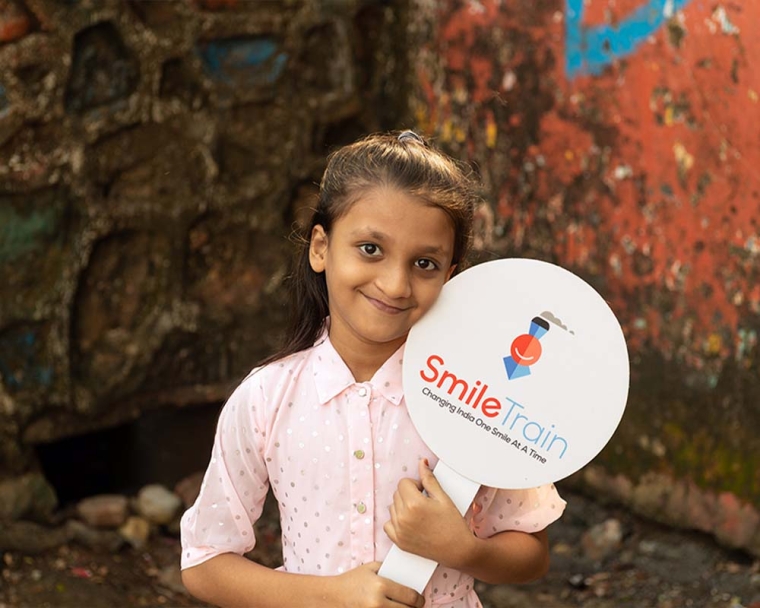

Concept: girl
[[180, 131, 565, 607]]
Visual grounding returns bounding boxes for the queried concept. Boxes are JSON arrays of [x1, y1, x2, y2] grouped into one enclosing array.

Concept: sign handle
[[377, 460, 481, 593]]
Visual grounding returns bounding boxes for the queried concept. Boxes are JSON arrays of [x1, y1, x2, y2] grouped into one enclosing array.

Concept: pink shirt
[[181, 335, 566, 606]]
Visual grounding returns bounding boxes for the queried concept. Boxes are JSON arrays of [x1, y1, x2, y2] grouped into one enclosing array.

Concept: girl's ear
[[445, 264, 457, 281], [309, 225, 328, 273]]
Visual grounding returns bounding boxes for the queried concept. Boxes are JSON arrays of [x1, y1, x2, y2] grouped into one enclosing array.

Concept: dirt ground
[[1, 490, 758, 608]]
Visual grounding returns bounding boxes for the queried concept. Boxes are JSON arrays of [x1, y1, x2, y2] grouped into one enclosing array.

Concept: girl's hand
[[383, 459, 476, 569], [329, 562, 424, 608]]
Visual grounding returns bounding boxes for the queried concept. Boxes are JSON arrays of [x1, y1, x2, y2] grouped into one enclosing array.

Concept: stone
[[135, 484, 182, 525], [119, 516, 151, 549], [0, 323, 55, 396], [0, 82, 8, 115], [663, 477, 690, 523], [72, 231, 173, 401], [0, 519, 72, 553], [684, 482, 718, 533], [76, 494, 129, 529], [66, 519, 124, 552], [0, 0, 32, 44], [630, 473, 672, 522], [714, 492, 760, 550], [64, 22, 139, 113], [0, 472, 57, 521], [196, 37, 287, 89], [581, 518, 624, 561]]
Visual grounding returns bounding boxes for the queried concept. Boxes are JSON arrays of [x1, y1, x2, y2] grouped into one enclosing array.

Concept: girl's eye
[[359, 243, 380, 256], [415, 258, 439, 271]]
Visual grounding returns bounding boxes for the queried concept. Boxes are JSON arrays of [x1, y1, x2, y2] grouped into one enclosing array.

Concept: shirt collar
[[311, 334, 405, 406]]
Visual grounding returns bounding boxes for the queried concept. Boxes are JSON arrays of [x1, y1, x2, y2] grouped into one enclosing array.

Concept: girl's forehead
[[341, 188, 448, 225], [334, 187, 455, 250], [341, 185, 439, 217]]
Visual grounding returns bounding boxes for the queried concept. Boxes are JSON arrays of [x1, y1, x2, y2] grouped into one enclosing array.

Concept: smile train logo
[[503, 316, 550, 380]]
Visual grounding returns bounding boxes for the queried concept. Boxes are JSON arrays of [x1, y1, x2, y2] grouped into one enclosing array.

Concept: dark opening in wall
[[36, 404, 220, 507]]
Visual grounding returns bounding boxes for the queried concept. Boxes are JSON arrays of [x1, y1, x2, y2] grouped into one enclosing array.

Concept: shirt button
[[353, 450, 365, 460], [357, 386, 368, 397], [356, 502, 367, 514]]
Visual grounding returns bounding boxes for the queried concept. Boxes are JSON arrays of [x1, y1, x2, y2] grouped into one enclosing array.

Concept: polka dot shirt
[[180, 335, 566, 606]]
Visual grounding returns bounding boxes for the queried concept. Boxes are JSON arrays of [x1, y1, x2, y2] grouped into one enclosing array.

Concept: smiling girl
[[180, 131, 565, 607]]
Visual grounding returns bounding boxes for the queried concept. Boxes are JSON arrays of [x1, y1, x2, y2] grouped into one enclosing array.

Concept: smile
[[364, 294, 410, 314], [514, 348, 535, 362]]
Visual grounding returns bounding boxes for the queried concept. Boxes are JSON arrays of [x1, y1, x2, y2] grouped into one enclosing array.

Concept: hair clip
[[397, 130, 426, 145]]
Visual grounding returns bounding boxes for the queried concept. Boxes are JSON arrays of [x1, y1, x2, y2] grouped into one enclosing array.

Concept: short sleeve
[[180, 371, 270, 569], [469, 483, 566, 538]]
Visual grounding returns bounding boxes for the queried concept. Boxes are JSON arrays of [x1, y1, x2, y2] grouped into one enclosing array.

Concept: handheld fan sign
[[378, 258, 630, 592]]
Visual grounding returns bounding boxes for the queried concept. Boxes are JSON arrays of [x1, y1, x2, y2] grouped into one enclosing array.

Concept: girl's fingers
[[364, 562, 423, 607], [378, 574, 425, 608], [397, 478, 423, 501], [394, 484, 408, 508], [418, 458, 444, 499], [383, 504, 397, 544]]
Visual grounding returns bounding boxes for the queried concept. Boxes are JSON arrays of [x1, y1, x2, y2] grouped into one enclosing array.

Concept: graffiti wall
[[412, 0, 759, 554]]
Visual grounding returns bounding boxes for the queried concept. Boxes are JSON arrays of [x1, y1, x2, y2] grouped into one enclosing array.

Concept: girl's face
[[309, 185, 456, 360]]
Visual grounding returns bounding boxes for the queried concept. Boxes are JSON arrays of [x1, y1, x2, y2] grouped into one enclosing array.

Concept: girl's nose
[[378, 263, 412, 299]]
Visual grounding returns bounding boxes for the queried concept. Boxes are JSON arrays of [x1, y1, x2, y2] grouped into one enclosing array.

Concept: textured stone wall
[[0, 0, 411, 490], [411, 0, 759, 555]]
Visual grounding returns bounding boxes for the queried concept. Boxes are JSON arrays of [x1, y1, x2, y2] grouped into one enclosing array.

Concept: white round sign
[[403, 258, 629, 489]]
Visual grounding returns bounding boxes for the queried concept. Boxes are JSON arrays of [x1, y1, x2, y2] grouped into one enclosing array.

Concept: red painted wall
[[412, 0, 760, 553]]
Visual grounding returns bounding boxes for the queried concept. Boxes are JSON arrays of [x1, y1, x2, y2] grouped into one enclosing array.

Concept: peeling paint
[[565, 0, 695, 78], [197, 37, 288, 87], [0, 83, 8, 117], [0, 205, 58, 263], [709, 5, 740, 35], [0, 326, 54, 393], [413, 0, 760, 517]]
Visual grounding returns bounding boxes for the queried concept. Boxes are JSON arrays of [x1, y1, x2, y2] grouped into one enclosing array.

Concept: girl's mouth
[[364, 294, 410, 314]]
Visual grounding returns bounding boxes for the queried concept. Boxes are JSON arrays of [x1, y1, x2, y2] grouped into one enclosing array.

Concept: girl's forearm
[[181, 553, 335, 608], [181, 553, 424, 608], [448, 529, 550, 585]]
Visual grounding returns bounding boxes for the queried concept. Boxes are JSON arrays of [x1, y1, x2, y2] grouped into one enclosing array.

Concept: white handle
[[377, 460, 481, 593]]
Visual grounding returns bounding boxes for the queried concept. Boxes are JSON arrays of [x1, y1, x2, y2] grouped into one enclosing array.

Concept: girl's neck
[[330, 334, 405, 383]]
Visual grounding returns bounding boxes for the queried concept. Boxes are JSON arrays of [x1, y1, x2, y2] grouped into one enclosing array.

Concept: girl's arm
[[181, 553, 425, 608], [383, 460, 551, 585]]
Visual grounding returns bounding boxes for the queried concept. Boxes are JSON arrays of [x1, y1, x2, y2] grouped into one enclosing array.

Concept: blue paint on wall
[[566, 0, 695, 78], [0, 206, 59, 264], [0, 328, 54, 392], [197, 37, 287, 86], [0, 84, 9, 118]]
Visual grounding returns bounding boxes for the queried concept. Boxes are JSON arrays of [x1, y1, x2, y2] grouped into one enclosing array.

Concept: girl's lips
[[364, 294, 410, 314]]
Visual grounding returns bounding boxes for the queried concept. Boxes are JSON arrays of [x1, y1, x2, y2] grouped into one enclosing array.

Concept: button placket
[[347, 384, 376, 566]]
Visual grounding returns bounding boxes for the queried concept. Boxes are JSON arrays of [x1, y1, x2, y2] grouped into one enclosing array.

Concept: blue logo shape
[[565, 0, 695, 78], [503, 317, 550, 380]]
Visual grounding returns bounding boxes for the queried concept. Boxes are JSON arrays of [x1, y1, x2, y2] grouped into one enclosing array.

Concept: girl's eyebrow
[[349, 228, 389, 241], [417, 244, 448, 255]]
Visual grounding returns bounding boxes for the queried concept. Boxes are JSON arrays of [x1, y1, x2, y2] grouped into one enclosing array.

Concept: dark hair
[[265, 130, 479, 364]]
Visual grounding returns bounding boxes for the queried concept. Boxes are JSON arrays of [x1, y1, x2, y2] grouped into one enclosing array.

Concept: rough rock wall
[[0, 0, 411, 493], [411, 0, 759, 555]]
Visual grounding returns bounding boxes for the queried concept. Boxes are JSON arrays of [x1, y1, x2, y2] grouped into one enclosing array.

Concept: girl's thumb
[[419, 458, 441, 495]]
